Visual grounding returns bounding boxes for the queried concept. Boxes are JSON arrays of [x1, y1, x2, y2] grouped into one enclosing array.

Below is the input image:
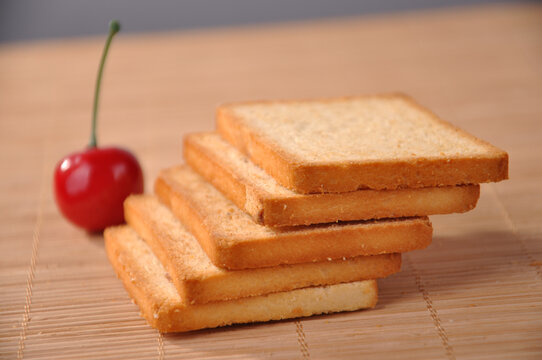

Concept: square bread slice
[[154, 165, 432, 270], [217, 94, 509, 193], [124, 195, 400, 304], [105, 226, 378, 333], [184, 132, 480, 227]]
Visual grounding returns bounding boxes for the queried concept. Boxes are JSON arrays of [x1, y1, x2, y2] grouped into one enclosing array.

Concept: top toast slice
[[217, 94, 509, 193]]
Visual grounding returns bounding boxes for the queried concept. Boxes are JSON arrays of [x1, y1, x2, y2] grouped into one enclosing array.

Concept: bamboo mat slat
[[1, 3, 541, 359]]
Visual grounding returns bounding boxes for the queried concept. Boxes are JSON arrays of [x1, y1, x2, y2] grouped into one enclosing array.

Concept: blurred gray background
[[0, 0, 523, 43]]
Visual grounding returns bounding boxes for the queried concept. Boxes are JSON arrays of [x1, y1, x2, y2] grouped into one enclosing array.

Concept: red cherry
[[54, 147, 143, 231], [53, 21, 144, 231]]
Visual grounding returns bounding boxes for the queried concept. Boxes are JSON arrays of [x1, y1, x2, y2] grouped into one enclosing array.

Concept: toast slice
[[124, 195, 401, 304], [154, 166, 432, 269], [217, 94, 508, 193], [105, 226, 378, 333], [184, 132, 480, 227]]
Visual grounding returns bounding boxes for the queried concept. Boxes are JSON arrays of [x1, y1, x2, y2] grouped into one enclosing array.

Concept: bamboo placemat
[[1, 3, 541, 359]]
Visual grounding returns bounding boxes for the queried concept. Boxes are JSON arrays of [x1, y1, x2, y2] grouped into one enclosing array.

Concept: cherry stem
[[89, 20, 121, 148]]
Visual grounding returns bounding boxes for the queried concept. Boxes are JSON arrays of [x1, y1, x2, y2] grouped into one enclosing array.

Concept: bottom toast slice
[[105, 226, 378, 333]]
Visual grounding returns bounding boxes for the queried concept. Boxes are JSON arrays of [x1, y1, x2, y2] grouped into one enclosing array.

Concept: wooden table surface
[[1, 3, 541, 359]]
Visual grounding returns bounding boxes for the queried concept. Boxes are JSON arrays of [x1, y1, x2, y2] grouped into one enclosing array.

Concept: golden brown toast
[[217, 94, 508, 193], [184, 132, 480, 227], [154, 165, 432, 270]]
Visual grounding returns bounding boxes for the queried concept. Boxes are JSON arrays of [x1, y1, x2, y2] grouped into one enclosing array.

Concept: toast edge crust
[[264, 184, 479, 226], [222, 217, 432, 270], [184, 134, 267, 222], [154, 173, 228, 267]]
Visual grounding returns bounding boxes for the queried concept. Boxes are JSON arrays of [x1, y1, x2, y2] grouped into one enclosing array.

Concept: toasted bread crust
[[184, 133, 480, 226], [217, 94, 508, 193], [124, 195, 400, 304], [105, 226, 378, 333], [155, 166, 432, 270]]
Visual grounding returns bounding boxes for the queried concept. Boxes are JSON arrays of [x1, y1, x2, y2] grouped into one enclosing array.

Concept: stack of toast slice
[[105, 94, 508, 333]]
